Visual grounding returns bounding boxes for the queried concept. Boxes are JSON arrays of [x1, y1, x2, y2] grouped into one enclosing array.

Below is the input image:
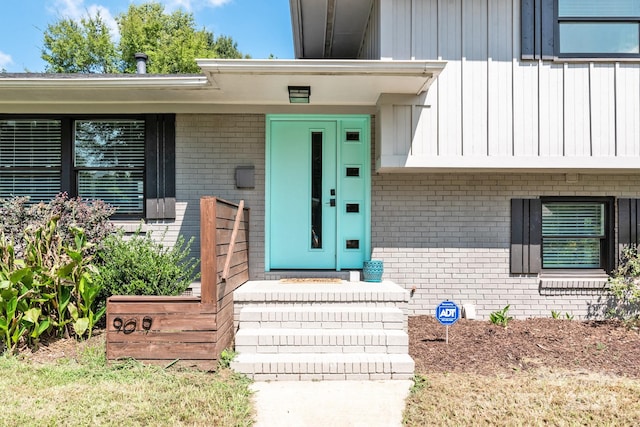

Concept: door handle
[[330, 199, 336, 207]]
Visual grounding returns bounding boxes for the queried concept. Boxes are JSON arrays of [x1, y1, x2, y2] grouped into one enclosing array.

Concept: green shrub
[[607, 245, 640, 328], [95, 229, 199, 302]]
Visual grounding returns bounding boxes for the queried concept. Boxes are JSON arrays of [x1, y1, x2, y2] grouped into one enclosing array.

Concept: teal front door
[[266, 115, 370, 271]]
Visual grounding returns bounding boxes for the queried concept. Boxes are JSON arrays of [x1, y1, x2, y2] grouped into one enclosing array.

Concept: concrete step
[[238, 306, 404, 330], [234, 280, 410, 305], [235, 328, 409, 354], [231, 352, 415, 381]]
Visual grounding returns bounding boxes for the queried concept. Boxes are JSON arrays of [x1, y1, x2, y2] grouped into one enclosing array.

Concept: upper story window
[[557, 0, 640, 57], [0, 115, 175, 220], [521, 0, 640, 60]]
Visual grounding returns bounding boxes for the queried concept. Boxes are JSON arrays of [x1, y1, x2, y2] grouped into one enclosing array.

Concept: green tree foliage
[[42, 13, 119, 73], [41, 1, 245, 74]]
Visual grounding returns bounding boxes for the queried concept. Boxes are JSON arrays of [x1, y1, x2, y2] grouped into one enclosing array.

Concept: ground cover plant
[[405, 316, 640, 426], [1, 334, 253, 426]]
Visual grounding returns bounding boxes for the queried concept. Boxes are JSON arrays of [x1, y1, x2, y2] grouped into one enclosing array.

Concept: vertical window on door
[[310, 132, 323, 249]]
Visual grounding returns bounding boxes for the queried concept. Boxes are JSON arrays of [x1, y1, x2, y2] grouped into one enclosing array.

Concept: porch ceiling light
[[288, 86, 311, 103]]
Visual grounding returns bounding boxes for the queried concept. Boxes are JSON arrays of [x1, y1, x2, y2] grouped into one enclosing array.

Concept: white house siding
[[146, 114, 266, 279], [376, 0, 640, 170], [370, 171, 640, 319]]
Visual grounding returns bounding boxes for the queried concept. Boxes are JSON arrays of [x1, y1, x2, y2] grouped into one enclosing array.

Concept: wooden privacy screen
[[106, 197, 250, 369]]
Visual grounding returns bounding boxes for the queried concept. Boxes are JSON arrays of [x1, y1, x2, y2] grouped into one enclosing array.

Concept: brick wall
[[371, 172, 640, 319], [172, 114, 266, 279], [150, 112, 639, 320]]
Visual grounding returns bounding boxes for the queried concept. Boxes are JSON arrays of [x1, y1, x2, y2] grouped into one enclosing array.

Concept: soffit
[[290, 0, 374, 58], [196, 59, 446, 106]]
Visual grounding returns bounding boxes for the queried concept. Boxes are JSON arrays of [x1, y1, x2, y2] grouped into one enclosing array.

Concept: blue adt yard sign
[[436, 300, 460, 326]]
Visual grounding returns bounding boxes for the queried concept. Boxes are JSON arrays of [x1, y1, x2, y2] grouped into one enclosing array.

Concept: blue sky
[[0, 0, 294, 72]]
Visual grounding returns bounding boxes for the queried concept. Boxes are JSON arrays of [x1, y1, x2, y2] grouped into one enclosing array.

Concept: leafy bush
[[0, 193, 115, 258], [0, 218, 104, 353], [607, 245, 640, 328], [95, 229, 199, 302], [489, 305, 513, 327]]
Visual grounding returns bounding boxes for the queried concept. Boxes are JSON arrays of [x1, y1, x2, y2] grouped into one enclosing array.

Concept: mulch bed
[[410, 316, 640, 378]]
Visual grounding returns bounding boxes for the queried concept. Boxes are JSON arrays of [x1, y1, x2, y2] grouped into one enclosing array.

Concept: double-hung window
[[74, 120, 146, 216], [511, 197, 616, 274], [0, 119, 62, 202], [557, 0, 640, 57], [541, 200, 608, 269], [0, 115, 175, 219]]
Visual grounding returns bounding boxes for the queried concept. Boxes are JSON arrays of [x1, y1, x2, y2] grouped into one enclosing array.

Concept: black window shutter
[[618, 199, 640, 247], [511, 199, 542, 274], [145, 114, 176, 220], [521, 0, 555, 60]]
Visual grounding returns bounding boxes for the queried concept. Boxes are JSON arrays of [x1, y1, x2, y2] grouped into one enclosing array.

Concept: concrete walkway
[[251, 380, 413, 427]]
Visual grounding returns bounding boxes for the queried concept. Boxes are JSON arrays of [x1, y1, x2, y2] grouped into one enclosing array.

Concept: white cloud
[[0, 51, 14, 70], [165, 0, 232, 12], [49, 0, 119, 39], [206, 0, 232, 6]]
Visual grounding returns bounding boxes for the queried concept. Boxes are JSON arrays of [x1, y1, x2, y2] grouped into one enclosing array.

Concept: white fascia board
[[0, 75, 209, 88], [376, 155, 640, 173], [197, 59, 445, 79]]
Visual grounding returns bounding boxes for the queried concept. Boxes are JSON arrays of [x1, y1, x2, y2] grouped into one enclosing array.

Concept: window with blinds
[[0, 114, 175, 219], [0, 119, 62, 202], [542, 202, 605, 268], [74, 120, 145, 215]]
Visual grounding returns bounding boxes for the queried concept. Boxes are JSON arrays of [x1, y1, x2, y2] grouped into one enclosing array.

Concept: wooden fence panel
[[106, 197, 250, 369]]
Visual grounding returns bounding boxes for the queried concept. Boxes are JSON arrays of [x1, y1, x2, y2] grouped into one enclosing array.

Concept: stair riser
[[235, 331, 408, 354], [230, 361, 414, 377]]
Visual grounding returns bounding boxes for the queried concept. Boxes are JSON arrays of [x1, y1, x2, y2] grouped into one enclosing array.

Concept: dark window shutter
[[618, 199, 640, 247], [145, 114, 176, 220], [521, 0, 555, 60], [521, 0, 536, 59], [511, 198, 542, 274]]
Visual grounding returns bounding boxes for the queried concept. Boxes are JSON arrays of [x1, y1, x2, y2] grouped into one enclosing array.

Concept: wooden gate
[[106, 197, 249, 369]]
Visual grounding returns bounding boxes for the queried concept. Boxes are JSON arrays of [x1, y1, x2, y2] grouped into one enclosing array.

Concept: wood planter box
[[106, 197, 249, 369]]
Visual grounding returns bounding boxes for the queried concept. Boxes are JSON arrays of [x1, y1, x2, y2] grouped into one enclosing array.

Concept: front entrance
[[266, 115, 370, 271]]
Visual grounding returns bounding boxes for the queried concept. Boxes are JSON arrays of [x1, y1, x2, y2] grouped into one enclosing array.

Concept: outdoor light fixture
[[288, 86, 311, 103]]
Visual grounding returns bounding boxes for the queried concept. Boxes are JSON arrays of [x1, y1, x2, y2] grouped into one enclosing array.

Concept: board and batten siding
[[374, 0, 640, 171]]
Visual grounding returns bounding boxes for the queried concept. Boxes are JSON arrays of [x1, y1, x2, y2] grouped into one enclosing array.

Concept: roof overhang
[[197, 59, 446, 105], [0, 59, 445, 113]]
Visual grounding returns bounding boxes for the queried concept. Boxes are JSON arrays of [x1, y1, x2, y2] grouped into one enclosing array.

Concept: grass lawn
[[403, 371, 640, 426], [0, 336, 253, 427]]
